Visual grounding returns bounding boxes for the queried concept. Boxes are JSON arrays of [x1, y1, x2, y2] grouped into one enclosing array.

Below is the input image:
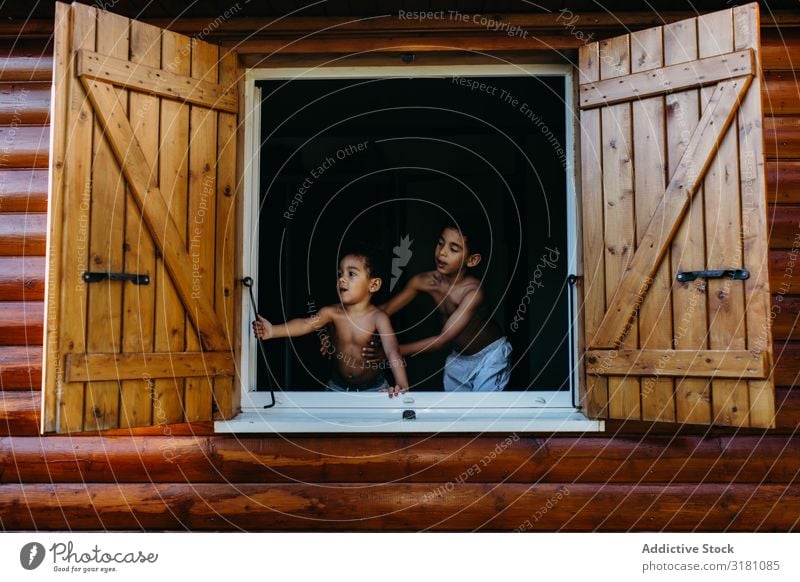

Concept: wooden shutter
[[578, 3, 776, 427], [42, 2, 239, 433]]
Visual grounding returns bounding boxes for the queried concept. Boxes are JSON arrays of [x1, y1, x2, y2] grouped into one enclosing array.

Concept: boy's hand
[[361, 338, 387, 363], [252, 315, 273, 340], [382, 384, 409, 398]]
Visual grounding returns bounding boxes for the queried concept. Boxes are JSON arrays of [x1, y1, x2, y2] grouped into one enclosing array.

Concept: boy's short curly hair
[[338, 241, 385, 282], [440, 211, 489, 258]]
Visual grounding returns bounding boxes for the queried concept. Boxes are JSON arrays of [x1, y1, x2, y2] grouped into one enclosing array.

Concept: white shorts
[[444, 337, 512, 392]]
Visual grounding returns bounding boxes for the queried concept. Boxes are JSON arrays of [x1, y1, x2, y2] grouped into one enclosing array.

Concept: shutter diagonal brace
[[81, 77, 229, 351], [589, 76, 753, 349]]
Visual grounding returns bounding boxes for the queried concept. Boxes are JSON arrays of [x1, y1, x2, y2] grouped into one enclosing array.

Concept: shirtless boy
[[253, 244, 409, 397], [375, 215, 512, 391]]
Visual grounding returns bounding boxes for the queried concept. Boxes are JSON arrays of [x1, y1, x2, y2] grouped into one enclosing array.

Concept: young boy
[[372, 214, 511, 391], [253, 244, 409, 397]]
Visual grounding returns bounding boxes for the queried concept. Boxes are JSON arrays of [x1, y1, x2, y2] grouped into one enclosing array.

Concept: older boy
[[254, 244, 409, 397], [374, 215, 512, 391]]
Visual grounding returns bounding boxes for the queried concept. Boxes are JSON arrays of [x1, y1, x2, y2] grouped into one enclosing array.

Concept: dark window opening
[[256, 75, 569, 392]]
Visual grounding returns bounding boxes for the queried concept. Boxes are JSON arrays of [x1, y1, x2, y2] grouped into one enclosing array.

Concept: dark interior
[[255, 74, 570, 391]]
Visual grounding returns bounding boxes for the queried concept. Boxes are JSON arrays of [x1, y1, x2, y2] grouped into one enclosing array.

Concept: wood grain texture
[[0, 345, 41, 389], [0, 169, 48, 212], [83, 8, 128, 432], [2, 434, 800, 484], [183, 39, 219, 422], [0, 482, 797, 531], [66, 351, 235, 382], [763, 71, 800, 116], [153, 28, 190, 425], [586, 349, 766, 378], [594, 77, 752, 348], [40, 1, 71, 433], [765, 116, 800, 158], [598, 32, 640, 419], [767, 162, 800, 204], [0, 301, 43, 346], [77, 49, 237, 113], [735, 3, 776, 429], [630, 25, 675, 422], [666, 16, 711, 426], [0, 214, 45, 256], [0, 126, 49, 168], [0, 56, 53, 82], [53, 1, 96, 433], [81, 79, 229, 352], [580, 49, 753, 109], [578, 40, 608, 418], [700, 8, 750, 428], [118, 18, 160, 430], [0, 83, 50, 124]]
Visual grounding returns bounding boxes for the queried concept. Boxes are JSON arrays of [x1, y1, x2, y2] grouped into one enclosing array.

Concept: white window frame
[[217, 63, 602, 433]]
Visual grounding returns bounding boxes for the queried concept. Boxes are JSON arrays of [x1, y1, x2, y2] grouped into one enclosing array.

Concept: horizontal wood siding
[[0, 10, 798, 531]]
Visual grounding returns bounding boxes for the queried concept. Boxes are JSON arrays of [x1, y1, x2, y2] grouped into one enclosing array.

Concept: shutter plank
[[578, 42, 608, 418], [586, 349, 767, 378], [664, 17, 712, 425], [213, 50, 238, 420], [735, 3, 776, 429], [183, 40, 219, 422], [699, 9, 750, 428], [83, 9, 127, 432], [76, 49, 237, 113], [42, 4, 68, 431], [599, 33, 640, 419], [631, 26, 675, 422], [580, 49, 754, 109], [65, 352, 234, 382], [119, 19, 161, 429], [57, 3, 97, 433], [153, 29, 191, 425]]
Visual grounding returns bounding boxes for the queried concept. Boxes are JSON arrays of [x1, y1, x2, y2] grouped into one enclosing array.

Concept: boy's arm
[[379, 273, 424, 316], [398, 288, 483, 356], [254, 307, 334, 340], [374, 311, 409, 397]]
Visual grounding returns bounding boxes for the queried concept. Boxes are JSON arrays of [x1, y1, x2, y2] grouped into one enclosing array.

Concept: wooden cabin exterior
[[0, 0, 799, 530]]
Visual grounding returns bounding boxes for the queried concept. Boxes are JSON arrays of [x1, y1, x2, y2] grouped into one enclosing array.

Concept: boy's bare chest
[[331, 313, 376, 344], [427, 286, 466, 316]]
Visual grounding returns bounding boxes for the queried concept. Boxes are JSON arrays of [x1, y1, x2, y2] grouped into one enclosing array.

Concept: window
[[227, 64, 601, 433]]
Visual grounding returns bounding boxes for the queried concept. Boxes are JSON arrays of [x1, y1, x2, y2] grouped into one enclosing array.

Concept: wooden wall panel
[[3, 434, 800, 484], [0, 482, 798, 531], [0, 6, 797, 531]]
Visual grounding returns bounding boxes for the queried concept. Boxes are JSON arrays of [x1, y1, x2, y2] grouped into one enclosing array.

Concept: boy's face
[[337, 254, 381, 305], [435, 227, 481, 276]]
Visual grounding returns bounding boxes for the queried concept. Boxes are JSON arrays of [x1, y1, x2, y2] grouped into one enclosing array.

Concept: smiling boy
[[253, 244, 409, 397], [375, 214, 512, 391]]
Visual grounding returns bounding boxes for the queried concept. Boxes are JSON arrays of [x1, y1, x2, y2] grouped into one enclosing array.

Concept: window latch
[[82, 271, 150, 285], [676, 269, 749, 283]]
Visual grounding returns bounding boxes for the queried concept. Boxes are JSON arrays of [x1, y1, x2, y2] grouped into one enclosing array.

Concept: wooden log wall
[[0, 12, 798, 531]]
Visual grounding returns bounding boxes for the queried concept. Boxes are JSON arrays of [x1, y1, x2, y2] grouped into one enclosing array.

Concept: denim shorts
[[326, 370, 390, 392], [444, 336, 512, 392]]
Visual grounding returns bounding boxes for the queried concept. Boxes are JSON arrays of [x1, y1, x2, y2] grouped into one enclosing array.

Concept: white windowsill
[[214, 391, 605, 433]]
